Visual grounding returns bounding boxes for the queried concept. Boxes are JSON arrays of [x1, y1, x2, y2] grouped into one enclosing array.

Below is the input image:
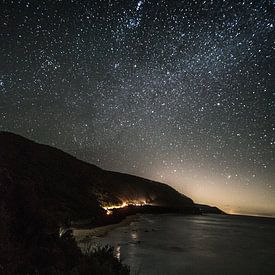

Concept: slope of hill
[[0, 131, 196, 224], [196, 204, 226, 214]]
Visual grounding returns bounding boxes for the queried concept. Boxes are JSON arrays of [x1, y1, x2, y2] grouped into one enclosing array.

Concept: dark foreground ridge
[[0, 131, 224, 274]]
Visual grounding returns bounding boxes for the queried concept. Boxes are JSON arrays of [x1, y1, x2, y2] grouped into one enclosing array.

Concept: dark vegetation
[[0, 169, 129, 274], [0, 132, 224, 274]]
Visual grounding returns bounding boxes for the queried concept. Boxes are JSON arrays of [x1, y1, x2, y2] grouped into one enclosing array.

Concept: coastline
[[72, 204, 204, 244], [73, 214, 139, 244]]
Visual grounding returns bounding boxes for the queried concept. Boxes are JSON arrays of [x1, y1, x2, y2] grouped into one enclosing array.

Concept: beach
[[73, 214, 139, 244]]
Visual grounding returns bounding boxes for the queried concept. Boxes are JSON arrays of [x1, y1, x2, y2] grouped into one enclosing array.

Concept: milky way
[[1, 0, 275, 215]]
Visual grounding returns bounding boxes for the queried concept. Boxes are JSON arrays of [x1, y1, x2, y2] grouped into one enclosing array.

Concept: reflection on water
[[115, 245, 121, 260], [87, 214, 275, 275], [130, 231, 138, 240]]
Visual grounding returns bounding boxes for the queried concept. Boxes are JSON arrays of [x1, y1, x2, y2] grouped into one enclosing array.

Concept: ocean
[[85, 214, 275, 275]]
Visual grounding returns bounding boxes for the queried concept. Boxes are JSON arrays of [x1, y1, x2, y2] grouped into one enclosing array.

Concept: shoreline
[[72, 204, 228, 247], [72, 204, 217, 245], [72, 204, 203, 243], [73, 214, 139, 244]]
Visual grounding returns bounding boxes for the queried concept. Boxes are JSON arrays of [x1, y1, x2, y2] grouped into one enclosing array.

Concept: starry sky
[[1, 0, 275, 216]]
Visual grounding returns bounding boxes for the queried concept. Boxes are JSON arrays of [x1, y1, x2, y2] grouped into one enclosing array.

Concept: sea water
[[87, 214, 275, 275]]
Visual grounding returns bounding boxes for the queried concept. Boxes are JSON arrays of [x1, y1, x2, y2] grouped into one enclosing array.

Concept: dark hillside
[[104, 171, 194, 208], [0, 132, 104, 223], [0, 131, 196, 221]]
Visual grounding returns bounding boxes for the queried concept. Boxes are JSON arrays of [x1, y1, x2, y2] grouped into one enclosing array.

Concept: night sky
[[1, 0, 275, 216]]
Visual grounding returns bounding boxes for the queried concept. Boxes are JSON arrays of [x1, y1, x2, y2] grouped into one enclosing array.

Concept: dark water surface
[[90, 214, 275, 274]]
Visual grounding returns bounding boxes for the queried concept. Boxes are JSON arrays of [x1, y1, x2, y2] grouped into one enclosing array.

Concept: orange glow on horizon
[[143, 167, 275, 218]]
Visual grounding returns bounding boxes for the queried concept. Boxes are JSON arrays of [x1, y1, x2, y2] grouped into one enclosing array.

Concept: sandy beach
[[73, 214, 139, 244]]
